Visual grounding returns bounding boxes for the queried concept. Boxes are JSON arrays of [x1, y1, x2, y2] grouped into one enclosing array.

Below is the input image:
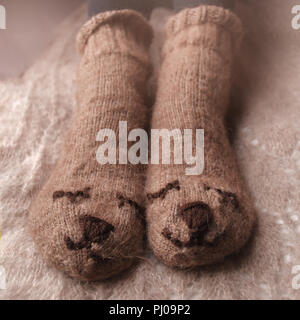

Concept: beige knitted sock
[[28, 10, 153, 281], [146, 6, 256, 268]]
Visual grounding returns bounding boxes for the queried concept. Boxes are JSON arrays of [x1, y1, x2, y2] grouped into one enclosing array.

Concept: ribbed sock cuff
[[173, 0, 235, 11], [163, 5, 243, 57], [88, 0, 155, 18], [77, 10, 153, 60]]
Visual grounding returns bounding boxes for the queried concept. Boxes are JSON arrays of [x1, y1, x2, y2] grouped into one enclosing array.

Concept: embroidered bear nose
[[65, 215, 115, 251], [161, 202, 214, 249], [178, 202, 213, 233], [80, 215, 115, 244]]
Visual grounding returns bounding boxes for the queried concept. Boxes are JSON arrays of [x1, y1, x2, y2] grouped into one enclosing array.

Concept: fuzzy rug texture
[[0, 1, 300, 299]]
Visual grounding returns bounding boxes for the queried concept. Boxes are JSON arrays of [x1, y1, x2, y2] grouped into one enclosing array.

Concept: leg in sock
[[146, 5, 256, 268], [29, 10, 153, 281]]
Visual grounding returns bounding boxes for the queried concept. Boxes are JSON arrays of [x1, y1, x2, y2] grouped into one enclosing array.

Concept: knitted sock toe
[[29, 10, 153, 281], [146, 6, 256, 268]]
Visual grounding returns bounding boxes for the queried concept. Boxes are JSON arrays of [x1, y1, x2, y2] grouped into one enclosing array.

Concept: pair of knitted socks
[[29, 5, 256, 281]]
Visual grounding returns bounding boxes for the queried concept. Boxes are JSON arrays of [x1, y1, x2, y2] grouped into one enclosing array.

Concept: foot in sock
[[146, 5, 256, 268], [29, 10, 153, 281]]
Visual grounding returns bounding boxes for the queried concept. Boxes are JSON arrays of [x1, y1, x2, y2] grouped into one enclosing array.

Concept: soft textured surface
[[0, 1, 300, 299]]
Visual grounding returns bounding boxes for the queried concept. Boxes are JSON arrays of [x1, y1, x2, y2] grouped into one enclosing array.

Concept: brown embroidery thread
[[147, 180, 180, 202], [116, 193, 146, 224], [162, 202, 222, 248], [53, 187, 91, 203], [65, 215, 115, 251]]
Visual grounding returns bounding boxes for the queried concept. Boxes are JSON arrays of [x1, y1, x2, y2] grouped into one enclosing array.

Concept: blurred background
[[0, 0, 83, 80]]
